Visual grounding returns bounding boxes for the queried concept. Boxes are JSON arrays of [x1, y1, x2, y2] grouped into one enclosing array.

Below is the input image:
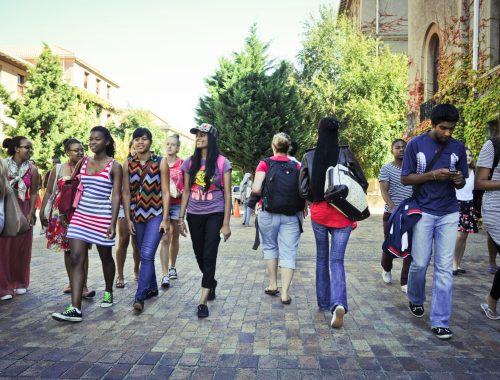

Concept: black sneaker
[[409, 302, 424, 317], [133, 299, 144, 312], [207, 280, 217, 301], [432, 327, 453, 339], [145, 289, 159, 299], [197, 304, 209, 318], [52, 305, 82, 322]]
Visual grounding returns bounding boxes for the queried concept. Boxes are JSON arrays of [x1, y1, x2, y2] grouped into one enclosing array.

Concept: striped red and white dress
[[67, 157, 115, 246]]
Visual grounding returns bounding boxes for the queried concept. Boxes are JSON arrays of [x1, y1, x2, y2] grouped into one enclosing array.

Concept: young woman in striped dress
[[52, 126, 122, 322]]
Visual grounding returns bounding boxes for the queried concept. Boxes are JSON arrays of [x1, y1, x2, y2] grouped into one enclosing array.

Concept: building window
[[106, 84, 111, 100], [96, 78, 101, 95], [84, 72, 89, 89], [427, 34, 440, 99], [17, 74, 25, 96]]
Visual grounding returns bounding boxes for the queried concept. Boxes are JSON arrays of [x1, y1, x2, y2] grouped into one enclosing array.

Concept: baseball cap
[[190, 123, 218, 139]]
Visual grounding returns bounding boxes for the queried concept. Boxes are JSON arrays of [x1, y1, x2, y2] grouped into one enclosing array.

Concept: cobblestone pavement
[[0, 214, 499, 379]]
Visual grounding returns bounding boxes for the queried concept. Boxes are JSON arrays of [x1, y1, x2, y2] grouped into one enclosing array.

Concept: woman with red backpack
[[179, 123, 232, 318]]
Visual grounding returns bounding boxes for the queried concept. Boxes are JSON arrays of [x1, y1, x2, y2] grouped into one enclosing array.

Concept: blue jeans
[[134, 214, 163, 302], [243, 205, 252, 225], [311, 221, 352, 312], [258, 211, 302, 269], [408, 211, 459, 328]]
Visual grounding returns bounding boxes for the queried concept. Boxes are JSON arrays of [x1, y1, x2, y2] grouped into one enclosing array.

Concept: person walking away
[[453, 148, 479, 275], [401, 104, 467, 339], [475, 136, 500, 320], [240, 172, 253, 227], [0, 137, 39, 301], [379, 139, 414, 292], [52, 126, 122, 322], [252, 132, 305, 306], [302, 118, 367, 328], [40, 139, 94, 298], [159, 134, 184, 287], [179, 123, 232, 318], [122, 128, 170, 312]]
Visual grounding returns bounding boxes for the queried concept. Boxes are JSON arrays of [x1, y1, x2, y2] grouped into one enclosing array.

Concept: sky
[[0, 0, 340, 133]]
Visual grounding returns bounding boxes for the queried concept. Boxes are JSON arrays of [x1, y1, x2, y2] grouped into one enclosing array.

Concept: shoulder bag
[[58, 158, 86, 221], [1, 183, 30, 237]]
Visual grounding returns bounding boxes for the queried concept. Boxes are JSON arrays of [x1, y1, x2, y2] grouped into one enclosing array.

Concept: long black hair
[[2, 136, 28, 157], [91, 126, 115, 157], [311, 117, 340, 202], [189, 133, 220, 192]]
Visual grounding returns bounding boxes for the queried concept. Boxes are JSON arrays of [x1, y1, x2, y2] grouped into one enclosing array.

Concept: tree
[[107, 109, 166, 156], [297, 7, 408, 178], [196, 25, 306, 174], [0, 44, 96, 169]]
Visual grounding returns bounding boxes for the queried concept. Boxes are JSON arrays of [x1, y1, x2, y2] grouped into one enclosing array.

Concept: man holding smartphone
[[401, 104, 467, 339]]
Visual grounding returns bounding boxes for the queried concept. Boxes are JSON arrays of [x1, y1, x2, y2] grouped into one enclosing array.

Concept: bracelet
[[432, 171, 436, 181]]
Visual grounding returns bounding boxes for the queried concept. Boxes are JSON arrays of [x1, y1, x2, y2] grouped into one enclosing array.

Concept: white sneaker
[[401, 285, 408, 293], [330, 305, 345, 328], [1, 294, 13, 300], [14, 288, 27, 295], [168, 267, 177, 279], [382, 270, 392, 284], [161, 276, 170, 288]]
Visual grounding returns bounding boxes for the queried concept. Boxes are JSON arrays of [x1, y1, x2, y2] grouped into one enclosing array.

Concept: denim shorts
[[258, 210, 302, 269], [169, 203, 181, 220]]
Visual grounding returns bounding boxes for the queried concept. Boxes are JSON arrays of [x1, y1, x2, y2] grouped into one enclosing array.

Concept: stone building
[[338, 0, 408, 53], [0, 50, 31, 140], [0, 45, 120, 128], [407, 0, 499, 134]]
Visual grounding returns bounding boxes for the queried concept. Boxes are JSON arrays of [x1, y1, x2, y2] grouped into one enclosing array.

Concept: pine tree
[[196, 25, 305, 173]]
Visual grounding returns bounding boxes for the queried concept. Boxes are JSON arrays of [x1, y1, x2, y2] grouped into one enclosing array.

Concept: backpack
[[262, 158, 305, 215], [473, 137, 500, 217]]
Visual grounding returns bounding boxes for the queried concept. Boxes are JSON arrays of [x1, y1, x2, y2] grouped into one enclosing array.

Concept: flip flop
[[481, 303, 500, 320], [82, 289, 96, 299], [63, 286, 71, 294], [281, 296, 292, 305], [264, 288, 280, 296], [115, 278, 125, 288]]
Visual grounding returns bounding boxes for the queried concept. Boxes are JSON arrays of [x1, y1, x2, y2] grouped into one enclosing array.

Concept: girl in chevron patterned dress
[[52, 126, 122, 323], [122, 128, 170, 313]]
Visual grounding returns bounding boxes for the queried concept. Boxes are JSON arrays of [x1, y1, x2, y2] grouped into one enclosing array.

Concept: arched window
[[428, 34, 440, 99]]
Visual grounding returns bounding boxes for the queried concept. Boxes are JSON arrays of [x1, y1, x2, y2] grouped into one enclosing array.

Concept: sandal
[[63, 286, 71, 294], [281, 296, 292, 305], [480, 303, 500, 320], [115, 277, 125, 288], [82, 289, 96, 299], [264, 288, 280, 296]]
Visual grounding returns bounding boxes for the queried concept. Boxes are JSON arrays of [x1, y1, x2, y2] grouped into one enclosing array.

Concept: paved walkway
[[0, 214, 499, 379]]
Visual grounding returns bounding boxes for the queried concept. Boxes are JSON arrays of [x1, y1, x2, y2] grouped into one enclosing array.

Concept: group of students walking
[[0, 104, 499, 339]]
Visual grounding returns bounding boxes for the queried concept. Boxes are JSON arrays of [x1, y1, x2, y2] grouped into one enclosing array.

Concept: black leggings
[[187, 212, 224, 289]]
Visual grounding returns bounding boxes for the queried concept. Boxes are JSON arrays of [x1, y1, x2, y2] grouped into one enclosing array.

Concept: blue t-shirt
[[401, 132, 468, 216]]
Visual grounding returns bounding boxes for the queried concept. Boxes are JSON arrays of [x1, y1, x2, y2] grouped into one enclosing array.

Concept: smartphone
[[449, 169, 457, 173]]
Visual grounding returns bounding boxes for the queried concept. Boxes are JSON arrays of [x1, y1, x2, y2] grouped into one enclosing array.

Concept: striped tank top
[[67, 157, 115, 246], [128, 154, 163, 223]]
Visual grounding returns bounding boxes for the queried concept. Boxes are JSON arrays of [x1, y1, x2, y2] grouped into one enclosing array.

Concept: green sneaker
[[100, 291, 113, 308], [52, 304, 82, 322]]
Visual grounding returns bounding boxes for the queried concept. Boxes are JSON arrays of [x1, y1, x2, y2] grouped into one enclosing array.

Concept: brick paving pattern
[[0, 215, 499, 379]]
